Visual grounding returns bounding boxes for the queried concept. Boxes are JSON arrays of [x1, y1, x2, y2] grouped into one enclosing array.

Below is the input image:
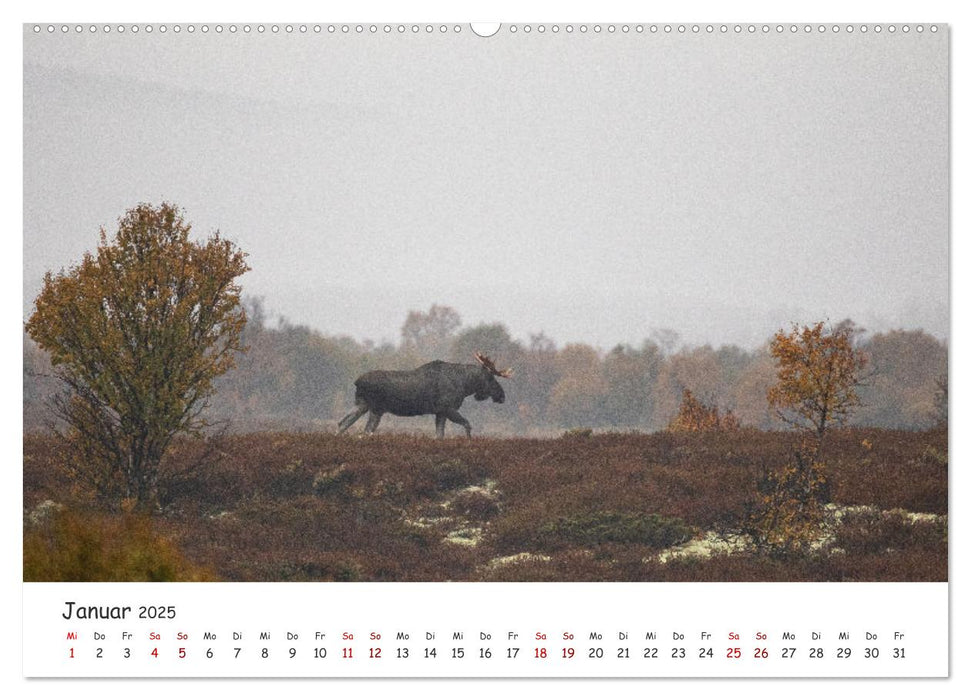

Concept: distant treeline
[[23, 301, 947, 435]]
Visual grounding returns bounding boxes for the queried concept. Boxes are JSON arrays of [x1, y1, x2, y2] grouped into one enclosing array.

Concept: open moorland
[[23, 428, 947, 582]]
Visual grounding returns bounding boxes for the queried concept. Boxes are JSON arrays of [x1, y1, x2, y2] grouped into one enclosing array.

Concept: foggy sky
[[23, 24, 948, 350]]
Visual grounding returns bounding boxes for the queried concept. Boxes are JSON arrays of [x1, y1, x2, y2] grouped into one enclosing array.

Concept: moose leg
[[444, 409, 472, 438], [364, 410, 384, 434], [337, 404, 369, 434], [435, 414, 447, 438]]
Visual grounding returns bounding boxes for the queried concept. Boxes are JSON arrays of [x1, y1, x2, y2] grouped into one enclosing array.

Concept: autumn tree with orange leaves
[[744, 322, 867, 557], [667, 388, 739, 432], [767, 321, 868, 441], [26, 203, 249, 510]]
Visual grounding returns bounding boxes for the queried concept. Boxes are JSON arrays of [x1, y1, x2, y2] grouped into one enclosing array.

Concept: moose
[[337, 352, 513, 438]]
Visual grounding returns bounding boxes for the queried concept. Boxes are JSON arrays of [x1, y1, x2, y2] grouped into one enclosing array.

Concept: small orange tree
[[767, 321, 867, 440], [26, 203, 249, 510], [747, 322, 866, 556], [747, 447, 829, 557], [667, 388, 739, 432]]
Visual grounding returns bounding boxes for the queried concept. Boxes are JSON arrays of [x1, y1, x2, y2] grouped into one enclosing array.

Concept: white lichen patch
[[442, 480, 502, 512], [809, 530, 836, 551], [462, 479, 500, 497], [27, 500, 64, 525], [404, 516, 452, 529], [655, 532, 752, 563], [823, 503, 879, 521], [208, 510, 234, 521], [654, 503, 946, 564], [487, 552, 553, 568], [886, 507, 944, 524], [445, 527, 483, 547], [824, 503, 945, 525], [404, 479, 503, 549]]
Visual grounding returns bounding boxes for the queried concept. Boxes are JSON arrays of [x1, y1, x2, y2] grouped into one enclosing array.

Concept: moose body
[[337, 354, 511, 438]]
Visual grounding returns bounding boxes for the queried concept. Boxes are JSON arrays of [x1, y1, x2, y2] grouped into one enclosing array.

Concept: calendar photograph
[[23, 21, 948, 595]]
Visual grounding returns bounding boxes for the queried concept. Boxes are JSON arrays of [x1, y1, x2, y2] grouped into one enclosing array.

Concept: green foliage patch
[[537, 511, 694, 550]]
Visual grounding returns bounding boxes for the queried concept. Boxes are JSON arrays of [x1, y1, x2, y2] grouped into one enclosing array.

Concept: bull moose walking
[[337, 353, 513, 437]]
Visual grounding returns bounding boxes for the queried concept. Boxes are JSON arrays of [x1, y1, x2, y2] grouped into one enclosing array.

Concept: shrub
[[918, 445, 948, 471], [334, 560, 364, 582], [23, 508, 213, 581], [537, 511, 694, 550], [312, 466, 353, 498], [668, 389, 738, 432], [427, 459, 482, 491], [450, 490, 501, 520], [562, 428, 594, 439], [25, 203, 249, 511], [745, 452, 828, 557], [835, 509, 946, 556]]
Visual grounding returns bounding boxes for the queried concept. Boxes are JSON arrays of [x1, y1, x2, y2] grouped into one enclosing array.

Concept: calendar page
[[21, 15, 950, 682]]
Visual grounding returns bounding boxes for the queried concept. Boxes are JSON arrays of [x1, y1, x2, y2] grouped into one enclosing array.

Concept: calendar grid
[[24, 582, 948, 677]]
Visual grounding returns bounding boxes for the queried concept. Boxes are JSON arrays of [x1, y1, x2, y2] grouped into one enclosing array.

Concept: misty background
[[22, 25, 948, 434], [23, 25, 947, 349]]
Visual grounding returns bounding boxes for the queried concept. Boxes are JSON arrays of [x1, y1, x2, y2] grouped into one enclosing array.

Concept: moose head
[[473, 352, 513, 403]]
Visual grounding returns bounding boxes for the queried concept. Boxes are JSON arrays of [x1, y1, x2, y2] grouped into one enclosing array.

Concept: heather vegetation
[[24, 428, 946, 582]]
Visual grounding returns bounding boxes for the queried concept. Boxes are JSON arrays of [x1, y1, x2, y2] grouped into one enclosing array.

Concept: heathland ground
[[23, 428, 947, 582]]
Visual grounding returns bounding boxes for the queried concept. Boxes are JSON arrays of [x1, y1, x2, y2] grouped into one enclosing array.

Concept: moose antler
[[474, 352, 513, 378]]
